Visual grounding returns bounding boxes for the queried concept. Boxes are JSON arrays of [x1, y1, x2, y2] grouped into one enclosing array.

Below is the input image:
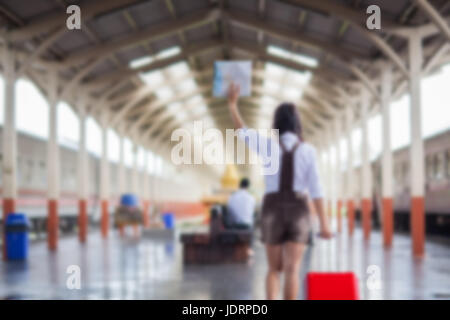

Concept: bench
[[180, 205, 253, 264]]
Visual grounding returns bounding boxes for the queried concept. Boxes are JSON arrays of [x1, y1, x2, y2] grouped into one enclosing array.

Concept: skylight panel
[[202, 117, 215, 128], [167, 102, 182, 112], [155, 87, 175, 101], [174, 109, 188, 121], [291, 53, 318, 68], [260, 103, 275, 113], [156, 46, 181, 60], [168, 106, 187, 120], [129, 56, 154, 69], [258, 118, 271, 129], [166, 61, 190, 78], [266, 44, 319, 69], [265, 62, 286, 78], [263, 80, 281, 93], [267, 45, 291, 60], [287, 70, 311, 85], [177, 79, 197, 94], [186, 94, 204, 106], [192, 104, 207, 116], [281, 86, 302, 102], [140, 70, 164, 86], [260, 95, 279, 106]]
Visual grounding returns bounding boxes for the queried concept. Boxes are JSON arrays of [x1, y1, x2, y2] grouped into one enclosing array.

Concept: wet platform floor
[[1, 226, 450, 300]]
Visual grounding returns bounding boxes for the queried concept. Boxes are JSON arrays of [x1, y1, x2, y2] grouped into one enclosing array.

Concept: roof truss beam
[[281, 0, 409, 78], [224, 9, 369, 61], [61, 7, 220, 68], [83, 39, 221, 87], [415, 0, 450, 42], [6, 0, 145, 42], [280, 0, 406, 35]]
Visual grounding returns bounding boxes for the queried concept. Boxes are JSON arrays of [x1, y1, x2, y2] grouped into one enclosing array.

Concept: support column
[[132, 144, 139, 195], [77, 104, 89, 243], [409, 35, 425, 257], [100, 124, 110, 238], [47, 70, 59, 250], [318, 138, 328, 230], [151, 147, 160, 206], [117, 135, 126, 236], [346, 107, 355, 236], [2, 46, 17, 260], [334, 118, 342, 233], [148, 151, 155, 215], [118, 136, 126, 195], [318, 140, 327, 206], [131, 145, 141, 237], [381, 66, 394, 248], [361, 89, 372, 241], [326, 129, 334, 221], [142, 150, 150, 228]]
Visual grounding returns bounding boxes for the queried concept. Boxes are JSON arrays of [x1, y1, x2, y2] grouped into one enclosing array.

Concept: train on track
[[353, 129, 450, 234], [1, 127, 450, 238]]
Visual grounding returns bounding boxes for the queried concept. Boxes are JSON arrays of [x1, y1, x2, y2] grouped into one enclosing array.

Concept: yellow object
[[200, 164, 240, 224], [221, 164, 240, 190]]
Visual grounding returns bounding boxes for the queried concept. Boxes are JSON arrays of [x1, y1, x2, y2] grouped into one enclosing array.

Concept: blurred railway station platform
[[1, 226, 450, 300], [0, 0, 450, 302]]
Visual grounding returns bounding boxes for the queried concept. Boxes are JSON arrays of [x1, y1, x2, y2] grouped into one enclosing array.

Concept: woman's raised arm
[[227, 82, 246, 129]]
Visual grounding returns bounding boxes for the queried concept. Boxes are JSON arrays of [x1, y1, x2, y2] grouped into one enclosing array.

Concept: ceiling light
[[156, 46, 181, 60], [266, 45, 319, 68], [129, 56, 154, 69], [291, 53, 318, 68], [267, 45, 291, 60]]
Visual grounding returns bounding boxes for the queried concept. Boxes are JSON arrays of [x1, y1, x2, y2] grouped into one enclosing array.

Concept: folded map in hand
[[213, 61, 252, 97]]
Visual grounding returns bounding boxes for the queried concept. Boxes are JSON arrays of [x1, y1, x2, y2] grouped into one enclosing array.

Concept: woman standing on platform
[[227, 83, 332, 300]]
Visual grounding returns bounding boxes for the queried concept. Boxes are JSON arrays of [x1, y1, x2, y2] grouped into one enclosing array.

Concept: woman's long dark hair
[[272, 103, 303, 141]]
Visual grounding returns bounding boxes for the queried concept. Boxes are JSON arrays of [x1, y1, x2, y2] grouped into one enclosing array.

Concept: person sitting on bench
[[226, 178, 255, 230]]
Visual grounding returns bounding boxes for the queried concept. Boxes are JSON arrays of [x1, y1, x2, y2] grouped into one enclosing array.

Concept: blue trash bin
[[162, 213, 175, 229], [120, 194, 138, 207], [5, 213, 29, 260]]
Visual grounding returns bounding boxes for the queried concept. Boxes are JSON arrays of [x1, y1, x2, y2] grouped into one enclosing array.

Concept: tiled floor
[[1, 226, 449, 300]]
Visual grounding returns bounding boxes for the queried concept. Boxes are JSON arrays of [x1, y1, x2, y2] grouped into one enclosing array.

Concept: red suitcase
[[306, 272, 360, 300]]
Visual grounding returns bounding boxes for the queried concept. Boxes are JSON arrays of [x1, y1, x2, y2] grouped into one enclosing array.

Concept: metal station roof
[[0, 0, 449, 159]]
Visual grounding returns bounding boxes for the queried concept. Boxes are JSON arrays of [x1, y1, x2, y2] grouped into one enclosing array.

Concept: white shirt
[[238, 127, 323, 199], [227, 189, 255, 226]]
